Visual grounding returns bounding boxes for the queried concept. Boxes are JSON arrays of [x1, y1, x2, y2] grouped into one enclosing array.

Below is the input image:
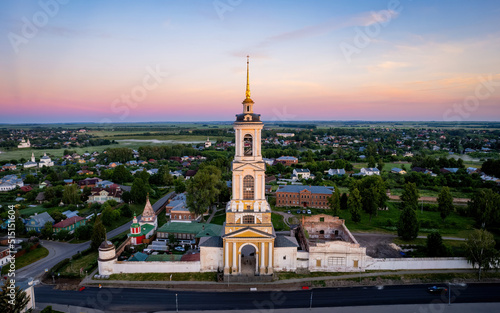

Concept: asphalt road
[[34, 283, 500, 312], [16, 192, 174, 280]]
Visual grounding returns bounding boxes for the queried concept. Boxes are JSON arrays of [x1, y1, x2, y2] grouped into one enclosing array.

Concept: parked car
[[307, 209, 312, 214], [302, 209, 306, 214], [287, 210, 291, 214], [296, 209, 301, 214], [174, 246, 185, 252], [427, 286, 448, 294]]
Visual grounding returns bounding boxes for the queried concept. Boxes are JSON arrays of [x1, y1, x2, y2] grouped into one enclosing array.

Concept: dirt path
[[388, 195, 469, 203]]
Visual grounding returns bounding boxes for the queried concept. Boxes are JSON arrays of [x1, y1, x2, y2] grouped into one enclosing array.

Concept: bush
[[385, 218, 395, 227], [50, 258, 70, 275], [420, 219, 439, 229], [56, 230, 71, 241]]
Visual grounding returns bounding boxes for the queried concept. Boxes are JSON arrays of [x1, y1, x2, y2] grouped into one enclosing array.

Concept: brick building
[[275, 156, 298, 166], [276, 185, 333, 209]]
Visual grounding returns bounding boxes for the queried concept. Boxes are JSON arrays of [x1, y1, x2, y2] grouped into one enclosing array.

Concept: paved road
[[33, 303, 500, 313], [34, 283, 500, 312], [16, 192, 174, 280]]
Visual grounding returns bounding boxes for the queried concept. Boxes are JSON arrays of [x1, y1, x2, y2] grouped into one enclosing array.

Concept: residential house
[[25, 212, 54, 232], [0, 175, 24, 191], [292, 168, 312, 181], [35, 192, 45, 204], [2, 163, 16, 171], [78, 177, 102, 188], [185, 170, 197, 179], [359, 168, 380, 176], [53, 216, 87, 233], [87, 185, 123, 204], [327, 168, 346, 176], [391, 168, 407, 175]]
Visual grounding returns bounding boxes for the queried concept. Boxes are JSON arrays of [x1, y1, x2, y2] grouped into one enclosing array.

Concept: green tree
[[49, 211, 67, 223], [121, 203, 133, 218], [74, 224, 92, 240], [56, 229, 70, 241], [41, 221, 53, 239], [400, 182, 419, 210], [367, 156, 376, 168], [24, 174, 38, 185], [112, 165, 132, 184], [348, 188, 362, 223], [437, 186, 454, 221], [397, 206, 419, 240], [14, 209, 25, 236], [135, 169, 150, 185], [186, 165, 222, 222], [0, 284, 30, 313], [426, 231, 448, 257], [130, 178, 148, 204], [468, 189, 500, 228], [377, 158, 385, 172], [464, 229, 499, 280], [340, 193, 348, 211], [91, 216, 107, 251], [62, 184, 80, 205], [101, 206, 115, 226], [328, 185, 341, 216], [174, 178, 186, 193], [359, 175, 387, 221]]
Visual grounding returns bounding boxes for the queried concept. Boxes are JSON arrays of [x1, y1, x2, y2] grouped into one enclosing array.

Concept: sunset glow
[[1, 0, 499, 123]]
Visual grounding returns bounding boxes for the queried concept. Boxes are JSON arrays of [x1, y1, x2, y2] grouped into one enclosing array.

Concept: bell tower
[[223, 56, 275, 277]]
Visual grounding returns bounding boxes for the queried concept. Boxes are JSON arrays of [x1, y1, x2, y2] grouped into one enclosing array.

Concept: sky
[[1, 0, 499, 123]]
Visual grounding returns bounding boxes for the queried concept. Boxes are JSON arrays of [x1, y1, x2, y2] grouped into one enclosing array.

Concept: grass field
[[60, 252, 98, 275], [271, 213, 289, 231], [1, 246, 49, 275], [389, 188, 473, 199], [107, 272, 217, 281], [342, 202, 475, 238]]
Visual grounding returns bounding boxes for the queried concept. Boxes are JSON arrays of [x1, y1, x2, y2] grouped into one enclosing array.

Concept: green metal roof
[[157, 222, 222, 238], [128, 252, 148, 261], [146, 254, 183, 262]]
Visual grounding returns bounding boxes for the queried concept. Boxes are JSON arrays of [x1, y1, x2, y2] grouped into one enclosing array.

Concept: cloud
[[367, 61, 411, 71], [258, 9, 400, 48]]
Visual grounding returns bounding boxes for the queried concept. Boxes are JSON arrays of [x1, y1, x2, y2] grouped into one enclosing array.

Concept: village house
[[53, 216, 87, 234], [87, 184, 123, 204], [25, 212, 54, 232], [292, 168, 312, 181], [359, 168, 380, 176]]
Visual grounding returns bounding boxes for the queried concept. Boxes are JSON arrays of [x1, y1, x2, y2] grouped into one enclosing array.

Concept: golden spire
[[245, 55, 252, 101]]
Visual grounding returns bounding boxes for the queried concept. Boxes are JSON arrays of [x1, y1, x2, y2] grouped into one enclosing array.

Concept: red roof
[[20, 186, 32, 192], [180, 252, 200, 262], [53, 216, 85, 229]]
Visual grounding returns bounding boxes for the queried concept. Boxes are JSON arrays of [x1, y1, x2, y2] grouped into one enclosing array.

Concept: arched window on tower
[[243, 175, 254, 200], [244, 134, 253, 156], [242, 215, 255, 224]]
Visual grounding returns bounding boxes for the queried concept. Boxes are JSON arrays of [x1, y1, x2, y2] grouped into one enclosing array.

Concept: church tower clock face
[[222, 56, 275, 277]]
